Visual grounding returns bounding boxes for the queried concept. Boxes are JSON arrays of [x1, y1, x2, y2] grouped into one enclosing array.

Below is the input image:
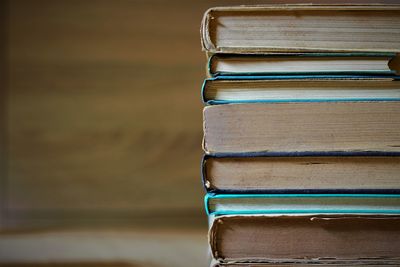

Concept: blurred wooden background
[[1, 0, 397, 231], [4, 0, 295, 230], [2, 0, 214, 229]]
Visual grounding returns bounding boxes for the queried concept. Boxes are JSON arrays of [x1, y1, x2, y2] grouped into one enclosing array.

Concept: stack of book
[[200, 4, 400, 267]]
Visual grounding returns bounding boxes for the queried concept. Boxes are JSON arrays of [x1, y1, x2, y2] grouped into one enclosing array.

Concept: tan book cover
[[203, 101, 400, 154], [201, 4, 400, 53], [203, 155, 400, 192]]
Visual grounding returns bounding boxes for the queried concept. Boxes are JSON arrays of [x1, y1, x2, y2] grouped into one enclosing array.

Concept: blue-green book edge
[[204, 193, 400, 216], [201, 74, 400, 105], [207, 52, 397, 77]]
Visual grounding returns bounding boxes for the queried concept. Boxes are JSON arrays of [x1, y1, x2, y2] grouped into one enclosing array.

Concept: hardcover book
[[202, 78, 400, 104], [210, 262, 397, 267], [203, 101, 400, 154], [205, 193, 400, 216], [200, 4, 400, 267], [202, 153, 400, 194], [201, 5, 400, 54], [208, 53, 398, 77], [209, 214, 400, 264]]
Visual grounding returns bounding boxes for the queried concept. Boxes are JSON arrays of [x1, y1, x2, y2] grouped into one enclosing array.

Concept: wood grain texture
[[5, 0, 233, 228], [0, 229, 208, 267], [4, 0, 397, 229], [0, 0, 9, 229]]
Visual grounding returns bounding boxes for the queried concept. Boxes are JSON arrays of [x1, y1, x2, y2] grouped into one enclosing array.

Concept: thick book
[[209, 214, 400, 264], [208, 53, 398, 77], [205, 193, 400, 216], [202, 78, 400, 104], [201, 5, 400, 54], [203, 101, 400, 154], [202, 153, 400, 194]]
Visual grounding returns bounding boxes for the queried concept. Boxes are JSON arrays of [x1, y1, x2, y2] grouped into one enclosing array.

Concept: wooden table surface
[[0, 228, 209, 267]]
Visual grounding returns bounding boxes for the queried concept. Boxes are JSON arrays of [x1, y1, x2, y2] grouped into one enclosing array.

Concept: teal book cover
[[201, 74, 400, 105], [205, 193, 400, 216], [208, 52, 397, 77]]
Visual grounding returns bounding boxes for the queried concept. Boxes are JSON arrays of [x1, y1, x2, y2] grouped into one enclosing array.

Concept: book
[[210, 262, 397, 267], [209, 214, 400, 264], [205, 193, 400, 216], [202, 153, 400, 194], [202, 78, 400, 104], [200, 4, 400, 266], [201, 5, 400, 54], [203, 101, 400, 154], [208, 53, 398, 77]]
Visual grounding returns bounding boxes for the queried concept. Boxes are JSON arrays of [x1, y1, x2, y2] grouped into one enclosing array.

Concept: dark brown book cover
[[209, 215, 400, 264]]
